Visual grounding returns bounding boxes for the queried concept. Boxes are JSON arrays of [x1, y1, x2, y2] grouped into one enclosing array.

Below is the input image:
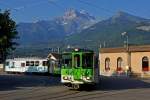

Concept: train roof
[[63, 48, 94, 53], [6, 57, 47, 61]]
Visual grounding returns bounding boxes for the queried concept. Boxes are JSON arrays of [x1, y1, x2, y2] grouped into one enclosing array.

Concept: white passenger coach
[[5, 57, 48, 73]]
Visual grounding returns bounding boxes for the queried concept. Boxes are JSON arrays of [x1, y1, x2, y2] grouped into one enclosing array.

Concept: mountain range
[[65, 11, 150, 50], [17, 9, 96, 45], [14, 9, 150, 57]]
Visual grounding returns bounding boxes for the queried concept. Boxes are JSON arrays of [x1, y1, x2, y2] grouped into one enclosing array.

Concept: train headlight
[[83, 76, 91, 80], [86, 77, 91, 80], [75, 48, 79, 51], [63, 76, 68, 80]]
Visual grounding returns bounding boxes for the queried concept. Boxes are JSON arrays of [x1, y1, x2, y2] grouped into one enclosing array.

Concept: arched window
[[117, 57, 123, 71], [105, 58, 110, 71], [142, 56, 149, 71]]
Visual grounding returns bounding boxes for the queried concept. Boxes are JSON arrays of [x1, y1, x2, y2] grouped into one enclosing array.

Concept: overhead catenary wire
[[47, 0, 65, 11], [0, 0, 65, 22], [76, 0, 114, 15], [0, 2, 10, 7], [1, 0, 116, 16], [76, 0, 138, 17], [12, 1, 47, 12], [1, 0, 140, 17], [1, 0, 58, 12]]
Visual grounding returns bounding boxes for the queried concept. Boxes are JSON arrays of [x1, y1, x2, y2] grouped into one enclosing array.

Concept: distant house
[[47, 53, 61, 74], [47, 53, 61, 61], [99, 45, 150, 77]]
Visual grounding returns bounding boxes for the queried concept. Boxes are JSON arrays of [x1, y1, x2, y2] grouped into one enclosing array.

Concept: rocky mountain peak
[[111, 11, 133, 21], [113, 11, 128, 18], [63, 9, 95, 21], [111, 11, 149, 23], [63, 9, 78, 20]]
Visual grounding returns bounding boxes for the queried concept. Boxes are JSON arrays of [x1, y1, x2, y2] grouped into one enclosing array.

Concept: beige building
[[99, 45, 150, 77]]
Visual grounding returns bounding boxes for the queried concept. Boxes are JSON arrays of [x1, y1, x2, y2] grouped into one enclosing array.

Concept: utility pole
[[57, 47, 60, 54], [103, 41, 106, 48], [121, 32, 131, 76], [121, 32, 128, 50]]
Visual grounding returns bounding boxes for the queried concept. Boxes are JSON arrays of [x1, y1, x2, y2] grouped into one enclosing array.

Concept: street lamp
[[121, 32, 130, 76], [121, 32, 129, 51]]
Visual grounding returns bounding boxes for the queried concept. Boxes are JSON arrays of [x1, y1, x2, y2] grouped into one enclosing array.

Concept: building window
[[142, 56, 149, 71], [117, 57, 123, 71], [105, 58, 110, 71]]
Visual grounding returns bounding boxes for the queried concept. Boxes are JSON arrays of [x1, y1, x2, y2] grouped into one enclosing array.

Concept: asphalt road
[[0, 74, 150, 100]]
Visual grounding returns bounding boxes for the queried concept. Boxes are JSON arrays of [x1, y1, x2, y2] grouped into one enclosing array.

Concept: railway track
[[0, 87, 49, 99], [0, 86, 78, 100], [1, 83, 150, 100], [1, 75, 150, 100], [52, 88, 148, 100]]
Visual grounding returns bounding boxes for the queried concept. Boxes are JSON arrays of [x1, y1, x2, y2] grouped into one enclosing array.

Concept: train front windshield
[[62, 52, 94, 68], [82, 53, 93, 68], [62, 54, 72, 68]]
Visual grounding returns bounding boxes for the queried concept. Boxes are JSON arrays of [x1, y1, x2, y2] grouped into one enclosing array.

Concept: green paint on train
[[61, 48, 99, 90]]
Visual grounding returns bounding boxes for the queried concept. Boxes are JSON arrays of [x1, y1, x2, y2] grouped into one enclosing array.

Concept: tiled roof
[[100, 45, 150, 53], [47, 53, 61, 59]]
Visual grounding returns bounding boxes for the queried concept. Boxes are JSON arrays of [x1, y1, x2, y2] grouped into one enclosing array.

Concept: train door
[[73, 53, 82, 80], [61, 53, 72, 83]]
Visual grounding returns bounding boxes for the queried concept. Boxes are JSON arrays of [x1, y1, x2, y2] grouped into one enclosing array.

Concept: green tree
[[0, 10, 18, 63]]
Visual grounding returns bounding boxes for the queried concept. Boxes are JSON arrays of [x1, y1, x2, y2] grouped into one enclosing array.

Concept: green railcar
[[61, 48, 99, 89]]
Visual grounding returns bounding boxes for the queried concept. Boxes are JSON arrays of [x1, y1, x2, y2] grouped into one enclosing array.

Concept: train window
[[21, 63, 25, 67], [64, 59, 72, 67], [74, 54, 80, 67], [35, 61, 39, 66], [82, 53, 93, 68], [62, 54, 72, 67], [30, 61, 34, 66], [6, 61, 9, 66], [12, 62, 15, 68], [42, 61, 47, 66], [26, 61, 30, 66]]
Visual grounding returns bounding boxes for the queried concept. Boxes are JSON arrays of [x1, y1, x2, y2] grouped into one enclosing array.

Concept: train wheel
[[72, 84, 80, 90]]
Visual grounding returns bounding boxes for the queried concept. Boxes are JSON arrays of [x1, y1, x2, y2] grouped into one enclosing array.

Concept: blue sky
[[0, 0, 150, 23]]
